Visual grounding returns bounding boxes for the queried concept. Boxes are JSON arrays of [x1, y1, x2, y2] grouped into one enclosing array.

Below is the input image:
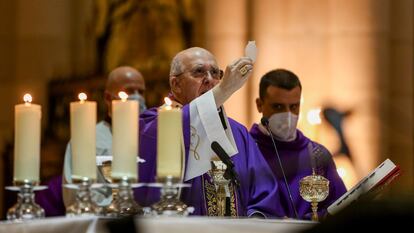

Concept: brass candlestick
[[299, 169, 329, 221]]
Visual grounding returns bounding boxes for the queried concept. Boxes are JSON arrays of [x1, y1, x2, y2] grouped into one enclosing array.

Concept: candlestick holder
[[104, 177, 143, 217], [6, 180, 46, 221], [299, 169, 330, 221], [65, 177, 102, 216], [145, 176, 193, 216], [208, 161, 230, 216]]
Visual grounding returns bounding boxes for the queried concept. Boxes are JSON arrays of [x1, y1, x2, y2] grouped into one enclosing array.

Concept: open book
[[327, 158, 400, 215]]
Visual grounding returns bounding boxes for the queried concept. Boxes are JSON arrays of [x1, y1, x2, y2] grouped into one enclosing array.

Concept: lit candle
[[14, 94, 41, 182], [157, 97, 183, 179], [70, 93, 97, 180], [112, 91, 139, 180]]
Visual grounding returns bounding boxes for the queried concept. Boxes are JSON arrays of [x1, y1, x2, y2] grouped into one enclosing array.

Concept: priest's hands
[[223, 57, 254, 93], [212, 57, 253, 107]]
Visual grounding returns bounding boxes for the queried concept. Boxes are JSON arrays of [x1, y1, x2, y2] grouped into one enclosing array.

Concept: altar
[[0, 216, 315, 233]]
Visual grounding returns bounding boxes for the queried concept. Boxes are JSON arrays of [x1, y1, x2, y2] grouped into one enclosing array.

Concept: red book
[[327, 159, 400, 215]]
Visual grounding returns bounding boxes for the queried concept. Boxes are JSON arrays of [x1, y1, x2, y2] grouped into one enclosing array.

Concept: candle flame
[[78, 92, 87, 102], [307, 108, 322, 125], [164, 97, 172, 106], [23, 94, 32, 103], [118, 91, 128, 101]]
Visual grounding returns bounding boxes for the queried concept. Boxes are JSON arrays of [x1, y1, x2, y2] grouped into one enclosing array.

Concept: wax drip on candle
[[78, 92, 87, 103], [164, 97, 172, 110], [23, 94, 32, 106], [118, 91, 128, 102]]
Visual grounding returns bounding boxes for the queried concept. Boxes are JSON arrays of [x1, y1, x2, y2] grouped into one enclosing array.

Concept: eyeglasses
[[174, 66, 224, 80]]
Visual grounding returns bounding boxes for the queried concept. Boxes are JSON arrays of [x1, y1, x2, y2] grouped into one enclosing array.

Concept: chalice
[[299, 169, 329, 221]]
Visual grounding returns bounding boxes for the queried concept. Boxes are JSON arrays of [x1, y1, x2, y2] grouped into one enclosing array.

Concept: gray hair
[[169, 54, 185, 76], [169, 47, 213, 77]]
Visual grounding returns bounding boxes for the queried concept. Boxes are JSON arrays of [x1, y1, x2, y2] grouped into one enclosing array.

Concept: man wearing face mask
[[34, 66, 146, 216], [249, 69, 346, 219]]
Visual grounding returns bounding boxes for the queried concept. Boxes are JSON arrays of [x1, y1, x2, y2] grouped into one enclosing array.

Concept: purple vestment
[[136, 106, 284, 217], [35, 175, 65, 216], [249, 123, 347, 219]]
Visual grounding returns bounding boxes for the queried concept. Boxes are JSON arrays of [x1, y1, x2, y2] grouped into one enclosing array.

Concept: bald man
[[104, 66, 147, 117], [137, 47, 283, 217]]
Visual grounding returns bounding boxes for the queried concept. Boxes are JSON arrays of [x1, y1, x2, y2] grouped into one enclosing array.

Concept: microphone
[[211, 141, 240, 187], [261, 117, 299, 219]]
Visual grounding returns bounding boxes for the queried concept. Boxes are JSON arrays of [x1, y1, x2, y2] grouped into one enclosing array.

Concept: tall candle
[[157, 97, 183, 178], [70, 93, 96, 180], [14, 94, 41, 182], [112, 91, 139, 180]]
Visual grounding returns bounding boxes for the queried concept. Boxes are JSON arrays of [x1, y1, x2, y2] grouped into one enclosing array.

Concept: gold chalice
[[299, 170, 329, 221]]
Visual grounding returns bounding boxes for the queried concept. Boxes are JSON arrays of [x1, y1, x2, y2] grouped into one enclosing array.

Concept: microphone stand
[[211, 142, 240, 188], [261, 118, 299, 219]]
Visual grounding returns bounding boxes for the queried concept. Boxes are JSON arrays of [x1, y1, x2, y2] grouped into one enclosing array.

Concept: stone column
[[204, 0, 249, 125], [385, 0, 413, 194]]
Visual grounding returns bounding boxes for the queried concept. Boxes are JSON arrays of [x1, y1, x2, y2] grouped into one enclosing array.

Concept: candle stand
[[145, 176, 193, 216], [104, 177, 143, 217], [65, 177, 102, 216], [6, 180, 46, 221]]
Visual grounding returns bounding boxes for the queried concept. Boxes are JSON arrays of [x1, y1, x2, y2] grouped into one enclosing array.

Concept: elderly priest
[[136, 47, 284, 218]]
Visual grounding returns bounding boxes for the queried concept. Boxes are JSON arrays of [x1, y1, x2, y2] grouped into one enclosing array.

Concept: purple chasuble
[[35, 175, 66, 216], [249, 123, 347, 219], [135, 106, 284, 217]]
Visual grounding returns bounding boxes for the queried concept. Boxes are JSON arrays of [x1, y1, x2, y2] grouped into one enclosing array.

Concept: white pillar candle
[[112, 91, 139, 180], [14, 94, 41, 182], [157, 97, 183, 179], [70, 93, 97, 180]]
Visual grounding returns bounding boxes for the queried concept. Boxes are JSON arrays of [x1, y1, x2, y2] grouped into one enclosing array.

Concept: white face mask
[[127, 92, 147, 114], [268, 112, 298, 142], [113, 91, 147, 114]]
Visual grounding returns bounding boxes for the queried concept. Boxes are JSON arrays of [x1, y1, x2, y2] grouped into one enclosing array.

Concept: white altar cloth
[[0, 216, 316, 233]]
